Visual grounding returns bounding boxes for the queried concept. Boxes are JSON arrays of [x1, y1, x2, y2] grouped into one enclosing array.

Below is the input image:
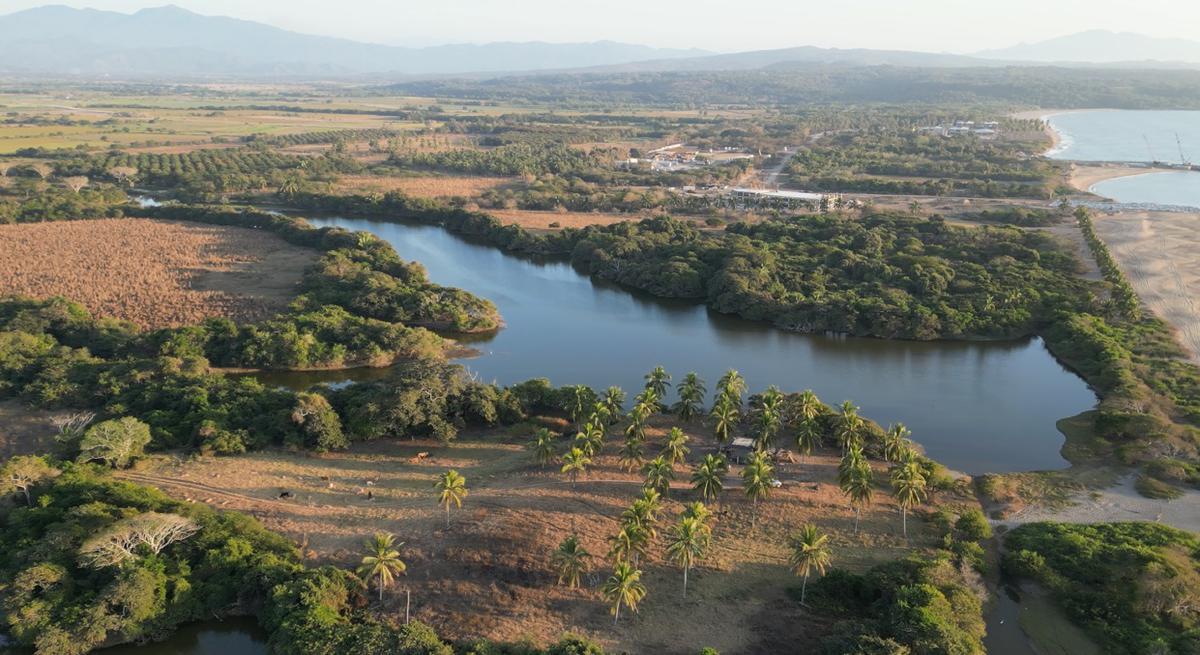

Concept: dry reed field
[[127, 415, 968, 654], [0, 219, 318, 328]]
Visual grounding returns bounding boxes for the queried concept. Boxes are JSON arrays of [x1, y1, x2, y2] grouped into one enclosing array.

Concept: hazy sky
[[2, 0, 1198, 52]]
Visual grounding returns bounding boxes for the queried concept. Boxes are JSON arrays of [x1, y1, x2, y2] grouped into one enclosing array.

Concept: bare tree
[[0, 161, 11, 177], [63, 176, 89, 193], [79, 512, 199, 569], [27, 163, 53, 180], [0, 456, 60, 506]]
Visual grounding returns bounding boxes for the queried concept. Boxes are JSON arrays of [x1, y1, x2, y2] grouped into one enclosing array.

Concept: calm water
[[273, 216, 1098, 475], [1046, 109, 1200, 208], [1090, 170, 1200, 208], [1045, 109, 1200, 163], [99, 618, 267, 655]]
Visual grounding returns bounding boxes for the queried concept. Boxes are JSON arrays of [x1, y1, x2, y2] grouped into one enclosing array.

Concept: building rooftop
[[731, 187, 827, 201]]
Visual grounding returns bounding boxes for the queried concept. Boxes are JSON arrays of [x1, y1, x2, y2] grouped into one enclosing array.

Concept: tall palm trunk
[[682, 564, 689, 599], [613, 602, 621, 625], [445, 503, 450, 528], [854, 506, 861, 535], [801, 571, 809, 604], [902, 506, 908, 538], [378, 575, 384, 601]]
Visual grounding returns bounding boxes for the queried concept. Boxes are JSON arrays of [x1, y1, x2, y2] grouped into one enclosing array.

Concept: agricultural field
[[126, 413, 968, 654], [333, 174, 513, 198], [0, 218, 317, 327]]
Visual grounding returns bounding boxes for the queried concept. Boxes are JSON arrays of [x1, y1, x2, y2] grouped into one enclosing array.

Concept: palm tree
[[840, 459, 874, 534], [644, 366, 672, 406], [836, 401, 864, 453], [602, 386, 626, 422], [890, 461, 927, 538], [682, 501, 713, 532], [741, 453, 774, 527], [603, 562, 647, 625], [793, 389, 822, 423], [753, 386, 784, 452], [882, 424, 912, 463], [552, 535, 592, 589], [709, 396, 739, 445], [561, 447, 592, 488], [434, 470, 468, 528], [277, 173, 302, 199], [673, 372, 707, 421], [528, 428, 558, 468], [619, 436, 646, 472], [715, 370, 746, 408], [795, 418, 820, 462], [642, 455, 674, 496], [576, 421, 604, 457], [690, 454, 726, 504], [665, 516, 710, 598], [662, 427, 690, 465], [608, 523, 650, 566], [633, 390, 659, 418], [567, 385, 592, 426], [357, 532, 407, 602], [624, 404, 648, 443], [788, 524, 832, 604], [838, 444, 867, 483]]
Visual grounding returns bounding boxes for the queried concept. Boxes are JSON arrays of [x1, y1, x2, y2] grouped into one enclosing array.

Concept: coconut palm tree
[[528, 428, 558, 468], [838, 445, 867, 483], [633, 390, 659, 417], [357, 532, 407, 602], [690, 454, 726, 504], [836, 401, 864, 453], [561, 447, 591, 488], [788, 524, 832, 604], [551, 535, 592, 589], [709, 396, 739, 445], [682, 501, 713, 532], [715, 370, 746, 408], [753, 386, 784, 451], [741, 453, 774, 527], [890, 461, 927, 538], [661, 427, 690, 465], [642, 455, 674, 496], [793, 389, 822, 423], [434, 469, 468, 529], [602, 386, 626, 422], [576, 421, 604, 457], [673, 372, 707, 421], [644, 366, 672, 406], [608, 523, 650, 566], [624, 403, 648, 443], [619, 436, 646, 472], [795, 418, 820, 462], [840, 459, 874, 534], [665, 516, 710, 598], [603, 562, 647, 625], [567, 385, 592, 427], [882, 424, 912, 463]]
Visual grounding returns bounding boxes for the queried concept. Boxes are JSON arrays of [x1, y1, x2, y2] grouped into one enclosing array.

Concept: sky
[[0, 0, 1197, 52]]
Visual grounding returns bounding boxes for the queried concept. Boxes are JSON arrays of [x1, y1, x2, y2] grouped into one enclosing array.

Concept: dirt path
[[1091, 210, 1200, 363]]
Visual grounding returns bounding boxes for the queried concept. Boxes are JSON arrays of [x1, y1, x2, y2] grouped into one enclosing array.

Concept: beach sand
[[1092, 209, 1200, 363], [999, 473, 1200, 534], [1068, 164, 1155, 194]]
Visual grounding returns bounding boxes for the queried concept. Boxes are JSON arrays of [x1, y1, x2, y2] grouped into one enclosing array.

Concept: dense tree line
[[1004, 522, 1200, 654]]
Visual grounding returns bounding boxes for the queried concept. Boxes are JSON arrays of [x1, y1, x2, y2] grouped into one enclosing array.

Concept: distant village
[[916, 120, 1001, 139]]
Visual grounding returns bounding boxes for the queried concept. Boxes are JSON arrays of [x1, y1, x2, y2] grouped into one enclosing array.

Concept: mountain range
[[1, 5, 1199, 79]]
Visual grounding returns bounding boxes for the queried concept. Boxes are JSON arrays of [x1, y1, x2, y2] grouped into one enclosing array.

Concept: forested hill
[[384, 66, 1200, 109]]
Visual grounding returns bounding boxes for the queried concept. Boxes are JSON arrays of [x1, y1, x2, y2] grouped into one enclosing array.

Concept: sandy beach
[[1000, 473, 1200, 534], [1068, 164, 1156, 194], [1092, 209, 1200, 363]]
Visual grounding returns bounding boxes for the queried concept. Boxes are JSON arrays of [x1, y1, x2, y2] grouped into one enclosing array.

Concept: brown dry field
[[127, 416, 970, 654], [0, 219, 318, 328], [1092, 210, 1200, 363], [335, 175, 512, 198]]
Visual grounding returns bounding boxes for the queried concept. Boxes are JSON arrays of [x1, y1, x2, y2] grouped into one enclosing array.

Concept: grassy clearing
[[334, 175, 512, 198], [128, 415, 971, 653], [0, 218, 317, 327]]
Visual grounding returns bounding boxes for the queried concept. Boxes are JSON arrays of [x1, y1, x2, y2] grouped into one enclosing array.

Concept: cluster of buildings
[[916, 120, 1001, 139], [725, 187, 844, 212], [616, 143, 756, 172]]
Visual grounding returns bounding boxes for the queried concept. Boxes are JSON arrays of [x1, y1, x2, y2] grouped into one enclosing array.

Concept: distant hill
[[583, 45, 1001, 73], [976, 30, 1200, 65], [0, 4, 709, 77]]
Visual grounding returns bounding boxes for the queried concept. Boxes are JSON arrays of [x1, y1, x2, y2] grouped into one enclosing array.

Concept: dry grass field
[[0, 219, 318, 328], [334, 175, 512, 199], [488, 209, 642, 230], [127, 415, 971, 653]]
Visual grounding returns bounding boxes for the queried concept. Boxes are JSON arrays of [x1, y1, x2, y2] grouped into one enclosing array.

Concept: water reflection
[[270, 216, 1096, 474]]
